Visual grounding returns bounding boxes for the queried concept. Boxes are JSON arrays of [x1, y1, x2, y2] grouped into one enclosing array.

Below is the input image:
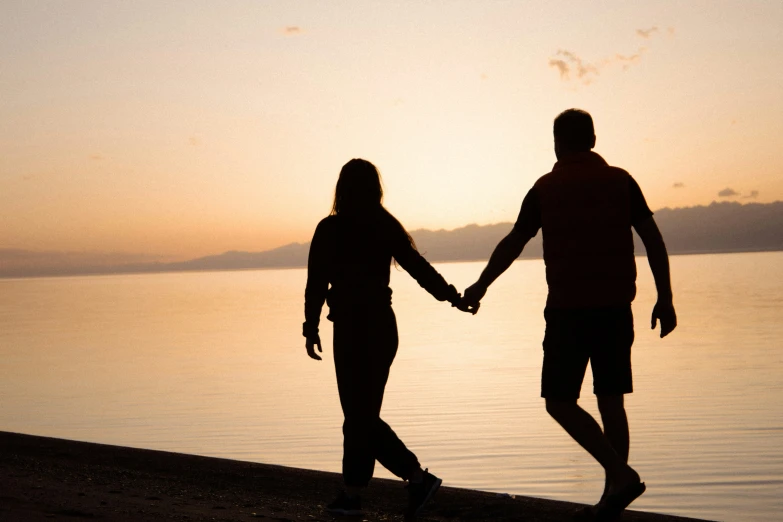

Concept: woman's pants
[[333, 306, 420, 487]]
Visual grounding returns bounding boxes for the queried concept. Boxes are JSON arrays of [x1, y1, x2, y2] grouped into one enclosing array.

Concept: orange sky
[[2, 1, 782, 260]]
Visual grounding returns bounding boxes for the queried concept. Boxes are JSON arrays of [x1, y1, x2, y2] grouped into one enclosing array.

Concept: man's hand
[[651, 300, 677, 338], [453, 296, 480, 315], [306, 334, 323, 360], [462, 282, 488, 312]]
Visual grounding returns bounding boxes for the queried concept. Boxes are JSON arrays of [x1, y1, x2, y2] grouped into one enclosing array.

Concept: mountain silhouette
[[1, 201, 781, 278]]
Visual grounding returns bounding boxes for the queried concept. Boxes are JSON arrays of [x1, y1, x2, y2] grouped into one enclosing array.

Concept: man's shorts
[[541, 305, 634, 400]]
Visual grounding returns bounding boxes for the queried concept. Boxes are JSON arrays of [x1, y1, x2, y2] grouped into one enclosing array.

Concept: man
[[462, 109, 677, 521]]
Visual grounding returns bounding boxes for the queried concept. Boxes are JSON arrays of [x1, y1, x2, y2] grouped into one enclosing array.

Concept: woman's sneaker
[[326, 490, 363, 516], [406, 469, 442, 518]]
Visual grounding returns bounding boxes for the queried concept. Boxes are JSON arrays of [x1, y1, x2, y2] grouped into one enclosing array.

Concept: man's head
[[553, 109, 596, 159]]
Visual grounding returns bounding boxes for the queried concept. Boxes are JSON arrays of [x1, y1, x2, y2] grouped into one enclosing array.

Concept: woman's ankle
[[345, 485, 364, 498], [408, 467, 425, 484]]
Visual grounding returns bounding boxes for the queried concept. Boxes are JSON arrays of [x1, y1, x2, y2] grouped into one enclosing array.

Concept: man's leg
[[545, 398, 639, 491], [598, 395, 629, 461], [591, 306, 636, 500], [597, 394, 630, 500], [542, 308, 639, 498]]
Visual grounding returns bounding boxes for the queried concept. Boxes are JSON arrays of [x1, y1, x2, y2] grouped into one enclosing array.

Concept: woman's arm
[[389, 219, 461, 305], [303, 219, 333, 358]]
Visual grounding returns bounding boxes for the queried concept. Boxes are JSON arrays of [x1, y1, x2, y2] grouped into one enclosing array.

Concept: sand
[[0, 431, 712, 522]]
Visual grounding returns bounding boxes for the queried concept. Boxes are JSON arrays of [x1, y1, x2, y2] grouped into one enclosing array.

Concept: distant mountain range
[[1, 201, 781, 278]]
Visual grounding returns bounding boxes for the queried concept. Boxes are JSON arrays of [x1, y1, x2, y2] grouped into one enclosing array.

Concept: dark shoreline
[[0, 431, 713, 521]]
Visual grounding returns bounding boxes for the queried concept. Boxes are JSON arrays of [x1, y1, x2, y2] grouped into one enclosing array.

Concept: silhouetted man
[[463, 109, 676, 521]]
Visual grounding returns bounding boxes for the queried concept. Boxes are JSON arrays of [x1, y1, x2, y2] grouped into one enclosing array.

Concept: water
[[1, 252, 782, 521]]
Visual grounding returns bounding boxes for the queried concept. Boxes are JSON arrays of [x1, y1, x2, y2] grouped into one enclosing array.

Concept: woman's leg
[[370, 309, 420, 479], [333, 307, 419, 487], [334, 314, 377, 487]]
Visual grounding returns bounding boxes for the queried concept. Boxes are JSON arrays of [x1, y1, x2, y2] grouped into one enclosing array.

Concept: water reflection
[[0, 252, 781, 521]]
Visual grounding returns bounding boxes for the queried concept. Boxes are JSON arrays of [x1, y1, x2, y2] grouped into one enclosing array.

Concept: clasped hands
[[452, 282, 487, 315]]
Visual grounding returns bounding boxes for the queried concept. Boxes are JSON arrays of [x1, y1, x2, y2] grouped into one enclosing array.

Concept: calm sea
[[1, 252, 782, 521]]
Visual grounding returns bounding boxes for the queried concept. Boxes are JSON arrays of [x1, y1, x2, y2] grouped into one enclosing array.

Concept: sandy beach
[[0, 431, 713, 522]]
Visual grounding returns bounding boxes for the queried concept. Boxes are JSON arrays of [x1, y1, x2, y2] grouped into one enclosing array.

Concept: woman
[[303, 159, 473, 518]]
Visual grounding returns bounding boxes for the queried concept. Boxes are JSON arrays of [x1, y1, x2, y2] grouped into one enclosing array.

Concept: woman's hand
[[453, 296, 480, 315], [306, 334, 323, 361]]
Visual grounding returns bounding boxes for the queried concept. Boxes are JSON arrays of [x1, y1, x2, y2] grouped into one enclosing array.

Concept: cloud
[[718, 188, 739, 197], [638, 26, 676, 39], [188, 136, 201, 147], [548, 49, 600, 84], [89, 154, 103, 160], [283, 26, 302, 35], [548, 58, 570, 79], [549, 27, 673, 85], [744, 190, 759, 199], [636, 27, 659, 39], [548, 48, 644, 84], [614, 49, 645, 70], [673, 182, 685, 188]]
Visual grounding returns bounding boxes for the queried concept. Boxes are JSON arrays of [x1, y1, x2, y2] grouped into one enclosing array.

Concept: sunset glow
[[2, 1, 782, 259]]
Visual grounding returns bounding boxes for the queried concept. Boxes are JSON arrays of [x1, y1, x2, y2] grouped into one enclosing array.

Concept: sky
[[2, 1, 782, 261]]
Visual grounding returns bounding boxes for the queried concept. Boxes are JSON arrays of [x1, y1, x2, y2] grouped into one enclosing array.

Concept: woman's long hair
[[331, 158, 416, 250]]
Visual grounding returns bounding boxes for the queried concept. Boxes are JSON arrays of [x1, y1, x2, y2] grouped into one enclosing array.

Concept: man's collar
[[552, 150, 607, 171]]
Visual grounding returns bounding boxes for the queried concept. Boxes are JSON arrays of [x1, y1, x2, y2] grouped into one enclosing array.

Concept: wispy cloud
[[548, 57, 570, 80], [638, 26, 676, 39], [636, 27, 659, 39], [283, 26, 302, 36], [548, 50, 601, 84], [673, 182, 685, 188], [549, 27, 673, 86], [718, 188, 739, 197], [89, 154, 103, 161], [743, 190, 759, 199]]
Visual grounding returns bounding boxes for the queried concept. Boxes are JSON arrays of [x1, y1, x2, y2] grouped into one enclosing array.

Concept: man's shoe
[[326, 490, 363, 516], [406, 469, 442, 519], [593, 482, 646, 522]]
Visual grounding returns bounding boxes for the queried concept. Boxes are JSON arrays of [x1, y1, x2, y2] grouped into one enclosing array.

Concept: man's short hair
[[553, 109, 595, 151]]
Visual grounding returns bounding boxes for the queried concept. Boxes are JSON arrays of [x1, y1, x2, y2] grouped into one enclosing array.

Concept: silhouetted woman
[[303, 159, 469, 518]]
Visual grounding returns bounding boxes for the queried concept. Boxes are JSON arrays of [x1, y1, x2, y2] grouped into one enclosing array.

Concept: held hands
[[305, 334, 323, 360], [462, 282, 487, 310], [651, 299, 677, 338], [453, 297, 480, 315], [452, 282, 487, 315]]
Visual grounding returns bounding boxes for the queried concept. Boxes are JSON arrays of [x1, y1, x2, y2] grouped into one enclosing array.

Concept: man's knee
[[545, 398, 578, 419], [597, 394, 625, 415]]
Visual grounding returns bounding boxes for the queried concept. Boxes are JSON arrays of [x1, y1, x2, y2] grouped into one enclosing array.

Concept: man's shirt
[[513, 151, 653, 308]]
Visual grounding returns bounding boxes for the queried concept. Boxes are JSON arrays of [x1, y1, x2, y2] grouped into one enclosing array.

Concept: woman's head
[[331, 158, 383, 215]]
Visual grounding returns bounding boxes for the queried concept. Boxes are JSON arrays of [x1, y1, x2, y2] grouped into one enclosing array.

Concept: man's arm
[[634, 216, 677, 337], [463, 187, 540, 308], [462, 227, 530, 306]]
